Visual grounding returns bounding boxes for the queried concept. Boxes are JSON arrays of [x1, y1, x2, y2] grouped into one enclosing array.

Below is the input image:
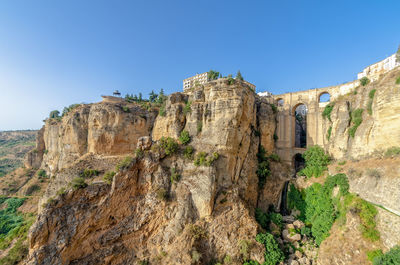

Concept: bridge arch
[[319, 92, 331, 103], [292, 103, 307, 148]]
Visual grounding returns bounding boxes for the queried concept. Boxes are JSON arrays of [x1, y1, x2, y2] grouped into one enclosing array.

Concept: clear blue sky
[[0, 0, 399, 130]]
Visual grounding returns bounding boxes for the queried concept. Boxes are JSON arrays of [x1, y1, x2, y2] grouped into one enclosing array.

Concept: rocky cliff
[[26, 79, 284, 265]]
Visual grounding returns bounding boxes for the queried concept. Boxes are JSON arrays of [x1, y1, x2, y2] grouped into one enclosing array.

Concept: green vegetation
[[122, 106, 130, 113], [80, 168, 99, 178], [256, 146, 270, 189], [103, 171, 116, 184], [179, 130, 191, 145], [327, 126, 332, 141], [227, 74, 235, 85], [62, 104, 80, 116], [299, 146, 330, 178], [0, 197, 35, 265], [0, 131, 36, 177], [349, 108, 364, 138], [269, 153, 280, 162], [49, 110, 60, 119], [135, 148, 144, 158], [183, 146, 194, 160], [396, 76, 400, 85], [115, 156, 133, 171], [385, 146, 400, 157], [244, 233, 284, 265], [255, 208, 282, 230], [56, 187, 66, 196], [322, 103, 334, 121], [360, 77, 370, 86], [156, 188, 168, 201], [183, 101, 192, 115], [367, 89, 376, 115], [37, 169, 48, 178], [71, 177, 87, 190], [270, 104, 277, 113], [197, 121, 203, 133], [370, 246, 400, 265], [236, 70, 244, 81], [273, 133, 278, 142], [170, 167, 181, 184], [159, 137, 179, 156], [207, 70, 220, 81], [353, 197, 380, 241], [194, 151, 219, 167], [159, 103, 166, 116]]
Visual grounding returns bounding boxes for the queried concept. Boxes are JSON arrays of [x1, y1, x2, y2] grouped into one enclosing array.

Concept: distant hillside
[[0, 130, 37, 177]]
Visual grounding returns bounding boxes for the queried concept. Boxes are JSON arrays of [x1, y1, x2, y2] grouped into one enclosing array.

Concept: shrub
[[270, 104, 278, 113], [183, 146, 194, 160], [115, 156, 133, 171], [0, 238, 29, 265], [159, 137, 179, 156], [205, 152, 219, 166], [360, 77, 370, 86], [170, 167, 181, 184], [37, 169, 47, 178], [372, 245, 400, 265], [62, 104, 80, 116], [269, 153, 280, 162], [227, 75, 235, 85], [299, 146, 330, 178], [287, 184, 306, 220], [135, 148, 144, 158], [71, 177, 87, 190], [273, 133, 278, 142], [159, 104, 166, 117], [369, 89, 377, 99], [255, 233, 284, 265], [255, 208, 269, 229], [367, 249, 383, 262], [103, 171, 116, 184], [269, 212, 283, 229], [122, 106, 130, 113], [56, 187, 66, 196], [385, 147, 400, 157], [354, 198, 379, 241], [179, 130, 190, 145], [80, 169, 99, 178], [25, 184, 40, 196], [327, 126, 332, 141], [49, 110, 60, 119], [183, 101, 192, 115], [194, 152, 207, 166], [396, 76, 400, 85], [197, 121, 202, 133], [349, 108, 364, 138], [367, 89, 376, 115], [188, 224, 207, 240], [322, 103, 334, 121]]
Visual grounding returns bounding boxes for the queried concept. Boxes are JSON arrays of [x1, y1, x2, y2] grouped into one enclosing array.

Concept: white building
[[183, 72, 208, 91], [357, 53, 400, 81]]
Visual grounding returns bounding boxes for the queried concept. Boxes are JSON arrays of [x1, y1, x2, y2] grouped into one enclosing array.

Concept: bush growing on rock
[[115, 156, 133, 171], [156, 188, 168, 201], [170, 167, 181, 184], [159, 137, 178, 156], [299, 146, 330, 178], [49, 110, 60, 119], [349, 108, 364, 138], [179, 130, 190, 145], [360, 77, 370, 86], [183, 101, 192, 115], [248, 233, 284, 265], [183, 146, 194, 160], [71, 177, 87, 190], [396, 76, 400, 85], [385, 146, 400, 157], [80, 169, 99, 178], [103, 171, 116, 184], [62, 104, 80, 116], [322, 103, 334, 121], [371, 245, 400, 265], [135, 148, 144, 158], [25, 184, 40, 196], [194, 152, 207, 166]]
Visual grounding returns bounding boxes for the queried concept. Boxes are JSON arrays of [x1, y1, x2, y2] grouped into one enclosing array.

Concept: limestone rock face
[[25, 126, 45, 169], [27, 80, 277, 265], [324, 68, 400, 160]]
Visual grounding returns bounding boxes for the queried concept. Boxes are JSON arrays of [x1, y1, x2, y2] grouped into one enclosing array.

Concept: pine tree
[[236, 70, 244, 81], [138, 93, 142, 102], [149, 90, 158, 102]]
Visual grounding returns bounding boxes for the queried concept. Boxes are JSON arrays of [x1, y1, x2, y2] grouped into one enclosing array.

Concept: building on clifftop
[[357, 53, 400, 81]]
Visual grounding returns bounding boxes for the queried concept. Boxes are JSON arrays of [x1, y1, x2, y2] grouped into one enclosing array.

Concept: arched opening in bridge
[[293, 104, 307, 148], [277, 98, 284, 106], [319, 92, 331, 102], [293, 153, 305, 173]]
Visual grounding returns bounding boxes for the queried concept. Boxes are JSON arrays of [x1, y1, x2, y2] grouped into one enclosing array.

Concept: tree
[[207, 70, 220, 81], [236, 70, 244, 81], [149, 90, 158, 102], [133, 94, 138, 101], [49, 110, 60, 119], [157, 88, 166, 104], [138, 93, 143, 102]]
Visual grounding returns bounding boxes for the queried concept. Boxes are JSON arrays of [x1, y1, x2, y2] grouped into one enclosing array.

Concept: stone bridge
[[264, 79, 361, 167]]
